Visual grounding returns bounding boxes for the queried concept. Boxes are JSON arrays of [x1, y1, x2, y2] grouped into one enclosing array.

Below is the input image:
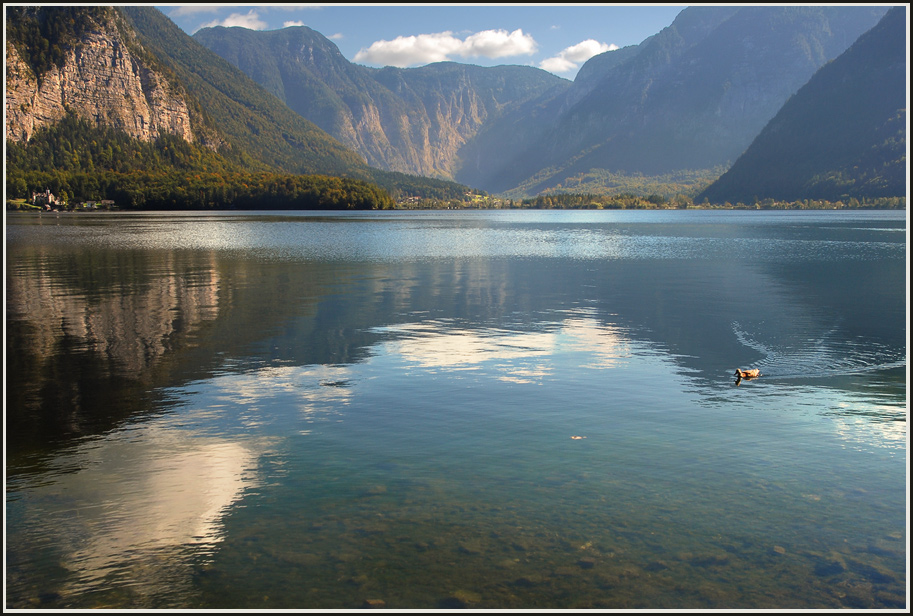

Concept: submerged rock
[[578, 557, 597, 569], [814, 559, 847, 577], [457, 540, 484, 554], [512, 575, 546, 588], [439, 589, 481, 608]]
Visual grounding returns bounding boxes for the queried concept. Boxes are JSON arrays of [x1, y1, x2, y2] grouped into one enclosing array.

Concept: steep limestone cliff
[[350, 65, 504, 178], [6, 11, 196, 145]]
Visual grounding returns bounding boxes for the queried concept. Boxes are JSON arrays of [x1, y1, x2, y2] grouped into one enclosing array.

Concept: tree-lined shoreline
[[7, 193, 904, 212]]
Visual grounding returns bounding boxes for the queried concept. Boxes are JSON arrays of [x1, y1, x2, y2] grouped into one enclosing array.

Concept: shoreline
[[6, 204, 907, 213]]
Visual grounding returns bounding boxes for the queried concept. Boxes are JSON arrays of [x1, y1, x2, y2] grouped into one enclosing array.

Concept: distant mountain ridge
[[697, 6, 907, 203], [453, 5, 892, 196], [191, 5, 893, 199], [192, 25, 569, 180]]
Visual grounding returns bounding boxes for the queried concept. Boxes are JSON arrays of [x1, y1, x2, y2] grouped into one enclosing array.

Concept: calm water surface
[[5, 209, 907, 609]]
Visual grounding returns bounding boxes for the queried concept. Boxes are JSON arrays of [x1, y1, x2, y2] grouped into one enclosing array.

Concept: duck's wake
[[731, 321, 906, 380]]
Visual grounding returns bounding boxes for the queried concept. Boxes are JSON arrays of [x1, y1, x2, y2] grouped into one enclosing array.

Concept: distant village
[[25, 188, 115, 211]]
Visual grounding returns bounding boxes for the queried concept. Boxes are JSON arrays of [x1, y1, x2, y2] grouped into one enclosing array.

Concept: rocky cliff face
[[305, 61, 570, 181], [356, 65, 513, 179], [6, 16, 195, 144]]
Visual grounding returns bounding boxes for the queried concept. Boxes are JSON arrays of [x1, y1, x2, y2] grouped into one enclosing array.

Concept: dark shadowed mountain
[[192, 24, 570, 181], [696, 6, 907, 204]]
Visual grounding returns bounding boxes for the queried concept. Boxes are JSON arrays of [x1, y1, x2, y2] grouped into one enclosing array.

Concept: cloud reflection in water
[[372, 313, 632, 384], [10, 421, 265, 602]]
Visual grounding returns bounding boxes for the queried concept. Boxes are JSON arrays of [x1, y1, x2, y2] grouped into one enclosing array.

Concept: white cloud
[[328, 33, 344, 41], [563, 39, 618, 62], [459, 29, 538, 59], [539, 55, 579, 74], [354, 28, 537, 68], [283, 20, 306, 28], [354, 32, 464, 67], [199, 9, 268, 31], [539, 39, 617, 74]]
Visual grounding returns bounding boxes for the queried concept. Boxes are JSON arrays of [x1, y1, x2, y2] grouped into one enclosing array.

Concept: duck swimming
[[734, 368, 761, 378]]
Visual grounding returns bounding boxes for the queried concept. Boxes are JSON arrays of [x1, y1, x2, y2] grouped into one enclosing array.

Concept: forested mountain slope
[[120, 6, 371, 179]]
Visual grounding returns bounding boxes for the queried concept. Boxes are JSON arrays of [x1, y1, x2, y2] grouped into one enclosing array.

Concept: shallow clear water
[[5, 209, 907, 609]]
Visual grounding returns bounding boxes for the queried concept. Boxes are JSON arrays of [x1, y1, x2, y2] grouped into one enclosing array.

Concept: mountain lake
[[5, 208, 907, 609]]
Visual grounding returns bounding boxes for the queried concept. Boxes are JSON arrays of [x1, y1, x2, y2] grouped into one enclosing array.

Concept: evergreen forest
[[6, 114, 394, 210]]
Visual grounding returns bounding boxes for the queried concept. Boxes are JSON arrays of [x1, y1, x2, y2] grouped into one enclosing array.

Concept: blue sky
[[155, 4, 686, 79]]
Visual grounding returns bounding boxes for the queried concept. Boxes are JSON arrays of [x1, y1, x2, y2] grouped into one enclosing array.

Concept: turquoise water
[[5, 209, 907, 609]]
